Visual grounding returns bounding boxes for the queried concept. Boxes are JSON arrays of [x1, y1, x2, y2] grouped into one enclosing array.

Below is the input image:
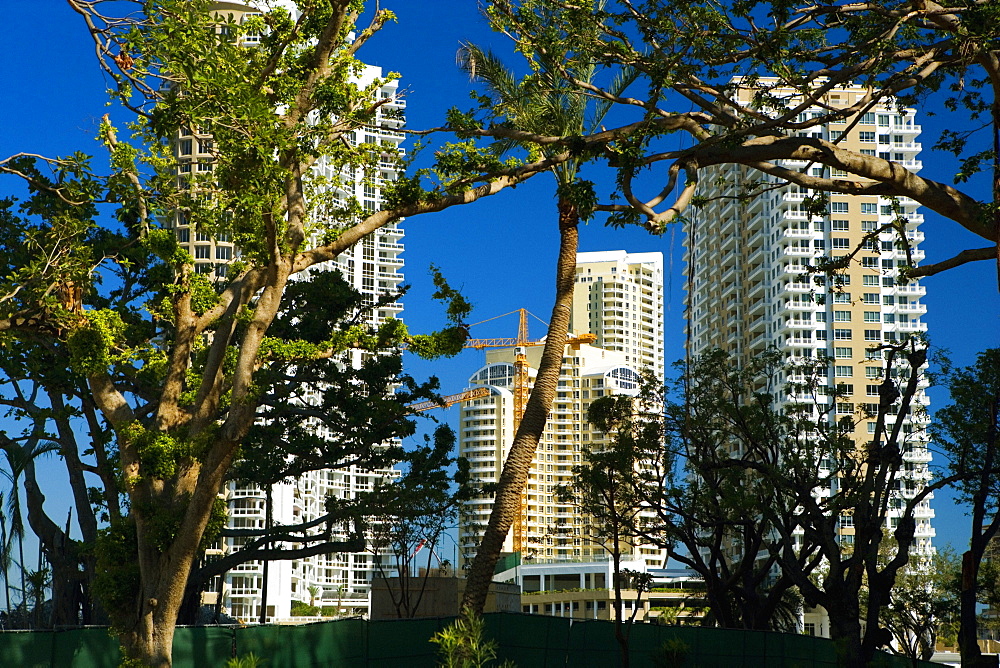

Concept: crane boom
[[407, 386, 491, 413]]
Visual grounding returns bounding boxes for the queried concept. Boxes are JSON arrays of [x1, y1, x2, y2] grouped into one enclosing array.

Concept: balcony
[[783, 227, 813, 239]]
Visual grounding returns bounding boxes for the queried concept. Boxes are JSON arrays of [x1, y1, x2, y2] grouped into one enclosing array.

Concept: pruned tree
[[601, 354, 811, 633], [596, 345, 946, 666]]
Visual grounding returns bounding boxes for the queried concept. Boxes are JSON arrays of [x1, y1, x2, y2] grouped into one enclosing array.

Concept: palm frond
[[457, 43, 523, 117], [591, 66, 639, 131]]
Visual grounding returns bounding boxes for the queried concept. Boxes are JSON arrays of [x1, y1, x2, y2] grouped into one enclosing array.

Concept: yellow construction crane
[[407, 386, 491, 413], [462, 308, 596, 554]]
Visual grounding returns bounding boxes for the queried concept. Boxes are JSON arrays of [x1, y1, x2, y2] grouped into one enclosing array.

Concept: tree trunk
[[611, 533, 629, 668], [461, 198, 579, 613], [959, 549, 986, 666], [119, 613, 177, 668], [827, 600, 866, 668], [22, 455, 91, 627]]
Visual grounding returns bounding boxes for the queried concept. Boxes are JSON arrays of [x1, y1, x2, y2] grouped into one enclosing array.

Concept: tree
[[874, 546, 960, 661], [454, 0, 637, 614], [0, 438, 61, 627], [477, 0, 998, 287], [602, 346, 942, 666], [365, 425, 478, 619], [0, 1, 568, 664], [558, 382, 654, 668], [932, 348, 1000, 667], [607, 354, 811, 633]]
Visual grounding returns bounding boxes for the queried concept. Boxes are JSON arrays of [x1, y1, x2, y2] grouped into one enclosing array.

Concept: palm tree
[[0, 490, 11, 619], [456, 6, 635, 614], [0, 438, 60, 624], [307, 584, 320, 610]]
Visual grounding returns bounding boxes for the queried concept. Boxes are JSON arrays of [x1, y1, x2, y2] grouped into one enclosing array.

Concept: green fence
[[0, 614, 945, 667]]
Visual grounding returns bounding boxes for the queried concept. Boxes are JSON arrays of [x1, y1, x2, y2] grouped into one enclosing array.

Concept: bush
[[429, 610, 515, 668], [289, 600, 320, 616], [651, 637, 690, 668]]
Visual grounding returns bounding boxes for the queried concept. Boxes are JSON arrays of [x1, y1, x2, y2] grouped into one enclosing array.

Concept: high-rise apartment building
[[457, 343, 667, 567], [572, 251, 665, 380], [683, 82, 935, 565], [173, 3, 408, 622]]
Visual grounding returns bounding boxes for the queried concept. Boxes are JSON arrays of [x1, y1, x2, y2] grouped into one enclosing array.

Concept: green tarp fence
[[0, 613, 945, 667]]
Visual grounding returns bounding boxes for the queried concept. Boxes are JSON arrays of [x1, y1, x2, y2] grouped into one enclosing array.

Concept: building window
[[866, 367, 883, 379], [835, 366, 853, 377], [194, 246, 211, 259], [833, 293, 851, 304], [834, 329, 851, 340], [179, 139, 193, 155], [862, 257, 878, 268], [864, 312, 880, 323], [863, 275, 880, 286], [832, 238, 850, 249], [831, 202, 849, 214], [835, 347, 853, 359], [832, 219, 850, 231], [837, 402, 855, 414], [834, 311, 851, 322], [859, 131, 876, 142], [176, 228, 190, 243], [860, 203, 877, 214], [862, 220, 879, 232], [216, 246, 232, 260], [867, 384, 881, 396], [861, 112, 876, 124], [863, 293, 879, 304]]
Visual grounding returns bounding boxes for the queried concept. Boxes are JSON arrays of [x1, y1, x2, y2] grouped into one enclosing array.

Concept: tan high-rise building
[[457, 343, 666, 567], [572, 251, 665, 380], [684, 81, 935, 567]]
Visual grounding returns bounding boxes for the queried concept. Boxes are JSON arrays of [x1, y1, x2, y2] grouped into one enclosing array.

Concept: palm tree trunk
[[461, 198, 579, 614], [0, 513, 10, 619]]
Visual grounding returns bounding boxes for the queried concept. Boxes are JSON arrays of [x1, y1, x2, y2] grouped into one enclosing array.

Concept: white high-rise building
[[173, 3, 408, 622], [571, 251, 665, 380], [683, 82, 935, 570], [457, 343, 667, 567], [218, 68, 404, 623]]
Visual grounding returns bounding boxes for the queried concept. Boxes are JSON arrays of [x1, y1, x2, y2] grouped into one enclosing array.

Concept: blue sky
[[1, 0, 997, 557]]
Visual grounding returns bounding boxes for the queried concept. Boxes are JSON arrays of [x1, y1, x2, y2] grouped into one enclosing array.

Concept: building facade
[[683, 82, 935, 563], [457, 343, 667, 568], [572, 251, 665, 380], [177, 3, 409, 623]]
